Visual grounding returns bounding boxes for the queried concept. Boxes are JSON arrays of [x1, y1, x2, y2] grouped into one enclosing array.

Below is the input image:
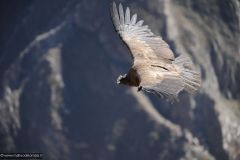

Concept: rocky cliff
[[0, 0, 239, 159]]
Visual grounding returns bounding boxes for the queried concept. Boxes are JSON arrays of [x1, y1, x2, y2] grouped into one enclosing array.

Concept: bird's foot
[[117, 74, 127, 84], [137, 86, 142, 92]]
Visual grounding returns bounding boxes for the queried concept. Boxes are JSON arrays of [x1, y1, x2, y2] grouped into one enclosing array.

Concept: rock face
[[0, 0, 239, 159]]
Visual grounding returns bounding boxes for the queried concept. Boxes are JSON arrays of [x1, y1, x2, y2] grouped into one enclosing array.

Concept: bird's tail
[[174, 55, 201, 94]]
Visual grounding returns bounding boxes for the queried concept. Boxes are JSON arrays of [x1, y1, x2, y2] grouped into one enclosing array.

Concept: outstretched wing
[[111, 2, 175, 63], [138, 66, 185, 100]]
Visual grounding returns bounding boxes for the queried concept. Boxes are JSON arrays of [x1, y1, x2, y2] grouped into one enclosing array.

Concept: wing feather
[[119, 4, 124, 25], [130, 14, 137, 25], [111, 2, 175, 62], [141, 73, 185, 101], [125, 7, 131, 24], [112, 2, 120, 30], [136, 20, 144, 26]]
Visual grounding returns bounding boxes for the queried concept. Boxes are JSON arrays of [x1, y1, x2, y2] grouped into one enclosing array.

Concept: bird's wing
[[111, 2, 175, 63], [139, 67, 185, 100]]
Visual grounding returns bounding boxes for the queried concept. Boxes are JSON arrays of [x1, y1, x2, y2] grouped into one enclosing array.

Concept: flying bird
[[111, 2, 201, 100]]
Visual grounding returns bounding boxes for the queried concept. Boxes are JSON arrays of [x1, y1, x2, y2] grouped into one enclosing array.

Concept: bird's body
[[111, 2, 201, 100]]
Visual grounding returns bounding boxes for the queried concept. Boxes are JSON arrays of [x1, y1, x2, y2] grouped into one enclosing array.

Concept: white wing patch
[[142, 74, 185, 101], [111, 2, 175, 62]]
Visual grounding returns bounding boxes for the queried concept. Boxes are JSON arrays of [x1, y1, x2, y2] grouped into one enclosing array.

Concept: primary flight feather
[[111, 2, 201, 100]]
